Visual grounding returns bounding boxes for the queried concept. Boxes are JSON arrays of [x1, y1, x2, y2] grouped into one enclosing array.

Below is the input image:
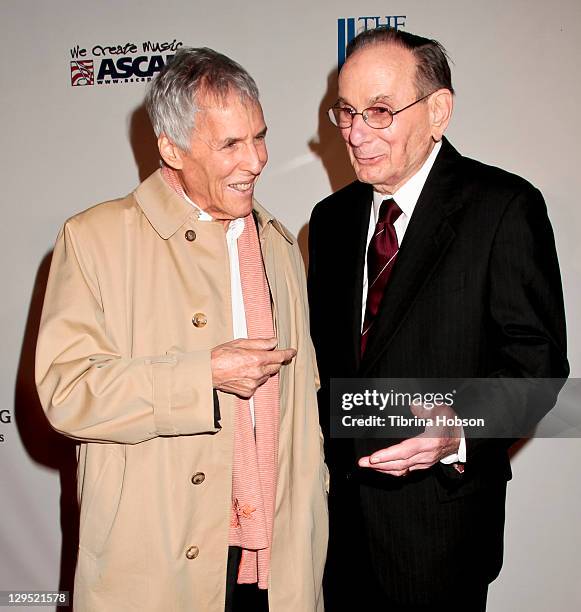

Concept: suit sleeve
[[458, 185, 569, 458], [35, 220, 218, 444]]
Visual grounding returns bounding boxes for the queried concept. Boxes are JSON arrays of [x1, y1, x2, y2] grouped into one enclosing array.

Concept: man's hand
[[211, 337, 296, 398], [358, 402, 462, 476]]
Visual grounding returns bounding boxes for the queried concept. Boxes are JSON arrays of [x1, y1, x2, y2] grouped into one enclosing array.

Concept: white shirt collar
[[372, 140, 442, 222], [183, 192, 244, 237], [183, 192, 214, 221]]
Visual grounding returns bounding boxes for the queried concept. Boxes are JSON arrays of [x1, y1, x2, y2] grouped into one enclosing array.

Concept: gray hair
[[145, 46, 260, 151], [345, 27, 454, 97]]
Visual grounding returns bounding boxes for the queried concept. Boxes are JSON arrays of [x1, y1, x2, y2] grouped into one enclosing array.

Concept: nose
[[244, 141, 268, 174], [345, 113, 371, 148]]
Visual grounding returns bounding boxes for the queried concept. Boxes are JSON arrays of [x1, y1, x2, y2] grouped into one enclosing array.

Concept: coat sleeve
[[35, 220, 218, 444], [290, 241, 320, 391], [457, 184, 569, 459], [289, 239, 328, 491]]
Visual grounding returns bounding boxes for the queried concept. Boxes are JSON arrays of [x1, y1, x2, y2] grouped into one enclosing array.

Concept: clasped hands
[[358, 402, 462, 477], [211, 337, 296, 398]]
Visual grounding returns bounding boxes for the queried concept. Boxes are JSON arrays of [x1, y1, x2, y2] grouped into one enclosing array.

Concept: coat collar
[[252, 200, 295, 244], [134, 169, 294, 244]]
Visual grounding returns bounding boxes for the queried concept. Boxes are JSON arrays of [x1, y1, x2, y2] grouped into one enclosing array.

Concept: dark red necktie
[[361, 198, 402, 355]]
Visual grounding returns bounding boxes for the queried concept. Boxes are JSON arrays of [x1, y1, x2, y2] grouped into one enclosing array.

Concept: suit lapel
[[360, 139, 464, 373], [350, 184, 373, 369], [330, 182, 372, 371]]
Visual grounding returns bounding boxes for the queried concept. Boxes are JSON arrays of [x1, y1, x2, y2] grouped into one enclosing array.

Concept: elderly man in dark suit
[[308, 27, 568, 611]]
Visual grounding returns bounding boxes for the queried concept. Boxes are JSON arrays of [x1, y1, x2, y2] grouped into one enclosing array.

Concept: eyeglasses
[[327, 91, 435, 129]]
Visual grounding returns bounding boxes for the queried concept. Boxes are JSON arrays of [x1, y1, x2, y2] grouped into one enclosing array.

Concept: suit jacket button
[[192, 313, 207, 328], [185, 229, 196, 241], [185, 546, 199, 560], [191, 472, 205, 485]]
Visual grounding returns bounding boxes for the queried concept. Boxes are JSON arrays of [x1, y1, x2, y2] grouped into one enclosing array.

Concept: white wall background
[[1, 1, 580, 609]]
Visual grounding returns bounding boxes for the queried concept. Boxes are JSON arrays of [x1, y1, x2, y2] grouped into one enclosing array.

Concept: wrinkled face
[[178, 92, 268, 220], [338, 43, 435, 194]]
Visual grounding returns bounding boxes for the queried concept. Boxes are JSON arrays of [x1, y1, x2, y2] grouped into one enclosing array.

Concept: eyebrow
[[369, 94, 393, 104], [221, 136, 242, 148], [219, 126, 268, 148], [336, 94, 393, 106]]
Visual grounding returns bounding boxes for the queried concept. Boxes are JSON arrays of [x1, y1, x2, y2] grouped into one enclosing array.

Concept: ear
[[429, 89, 453, 142], [158, 133, 184, 170]]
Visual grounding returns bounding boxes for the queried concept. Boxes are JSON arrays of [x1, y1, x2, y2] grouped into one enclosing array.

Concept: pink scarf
[[162, 166, 279, 589]]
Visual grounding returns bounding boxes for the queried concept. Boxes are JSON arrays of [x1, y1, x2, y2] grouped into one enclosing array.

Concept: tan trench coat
[[35, 170, 328, 611]]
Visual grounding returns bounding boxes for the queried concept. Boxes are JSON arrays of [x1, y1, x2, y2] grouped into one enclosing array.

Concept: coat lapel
[[345, 182, 373, 370], [360, 139, 464, 373]]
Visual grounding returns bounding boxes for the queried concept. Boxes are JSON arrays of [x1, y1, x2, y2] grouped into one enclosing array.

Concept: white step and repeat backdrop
[[1, 1, 580, 610]]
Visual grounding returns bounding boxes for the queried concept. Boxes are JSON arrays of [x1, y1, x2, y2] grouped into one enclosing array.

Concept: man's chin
[[226, 199, 254, 220], [354, 166, 387, 186]]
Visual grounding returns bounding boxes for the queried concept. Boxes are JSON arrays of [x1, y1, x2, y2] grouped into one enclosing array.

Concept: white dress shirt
[[360, 141, 466, 463], [184, 195, 256, 426]]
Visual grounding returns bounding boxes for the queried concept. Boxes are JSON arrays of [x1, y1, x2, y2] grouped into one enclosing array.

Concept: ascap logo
[[337, 16, 407, 67], [69, 39, 183, 86]]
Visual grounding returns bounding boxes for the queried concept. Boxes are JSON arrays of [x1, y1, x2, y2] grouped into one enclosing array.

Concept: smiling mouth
[[354, 154, 384, 164], [228, 181, 255, 192]]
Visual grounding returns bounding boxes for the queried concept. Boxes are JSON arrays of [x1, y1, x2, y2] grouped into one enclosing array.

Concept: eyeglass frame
[[327, 91, 436, 129]]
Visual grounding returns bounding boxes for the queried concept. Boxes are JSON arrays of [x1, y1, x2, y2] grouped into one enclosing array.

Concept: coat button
[[192, 313, 207, 328], [185, 545, 199, 560], [191, 472, 205, 485], [185, 229, 196, 241]]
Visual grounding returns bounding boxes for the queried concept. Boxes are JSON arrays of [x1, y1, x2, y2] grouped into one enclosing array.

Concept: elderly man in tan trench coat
[[35, 47, 328, 611]]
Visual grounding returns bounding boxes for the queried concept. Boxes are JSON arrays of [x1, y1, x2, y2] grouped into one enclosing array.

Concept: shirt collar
[[372, 140, 442, 222], [183, 192, 214, 222], [134, 169, 293, 243], [182, 190, 244, 238], [182, 191, 287, 241]]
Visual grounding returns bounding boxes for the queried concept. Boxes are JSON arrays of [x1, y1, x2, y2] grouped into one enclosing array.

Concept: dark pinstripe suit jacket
[[307, 138, 568, 607]]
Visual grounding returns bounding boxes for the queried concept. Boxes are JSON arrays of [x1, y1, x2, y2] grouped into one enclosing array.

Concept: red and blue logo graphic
[[70, 60, 94, 86]]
